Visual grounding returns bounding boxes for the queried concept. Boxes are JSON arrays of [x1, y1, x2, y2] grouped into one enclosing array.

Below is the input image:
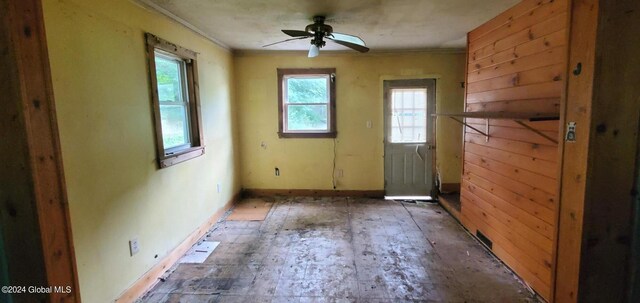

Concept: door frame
[[1, 0, 80, 302], [382, 77, 438, 197]]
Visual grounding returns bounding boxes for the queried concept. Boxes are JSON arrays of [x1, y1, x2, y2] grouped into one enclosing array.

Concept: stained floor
[[141, 197, 537, 303]]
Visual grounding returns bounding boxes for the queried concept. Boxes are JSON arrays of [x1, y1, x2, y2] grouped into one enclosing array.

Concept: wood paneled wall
[[556, 0, 640, 301], [459, 0, 568, 300]]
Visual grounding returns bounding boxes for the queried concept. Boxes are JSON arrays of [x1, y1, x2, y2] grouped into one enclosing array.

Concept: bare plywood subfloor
[[143, 196, 536, 302], [226, 198, 273, 221]]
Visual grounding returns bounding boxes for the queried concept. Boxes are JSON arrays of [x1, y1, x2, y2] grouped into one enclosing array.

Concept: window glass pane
[[286, 104, 328, 131], [154, 53, 184, 103], [160, 104, 190, 149], [286, 76, 329, 104], [403, 91, 414, 109], [390, 88, 428, 143], [415, 90, 427, 108]]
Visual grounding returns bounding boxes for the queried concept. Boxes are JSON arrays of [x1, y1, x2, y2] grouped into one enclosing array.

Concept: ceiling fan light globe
[[308, 44, 320, 58]]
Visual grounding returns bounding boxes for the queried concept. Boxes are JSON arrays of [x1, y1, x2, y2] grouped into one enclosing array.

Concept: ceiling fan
[[263, 16, 370, 57]]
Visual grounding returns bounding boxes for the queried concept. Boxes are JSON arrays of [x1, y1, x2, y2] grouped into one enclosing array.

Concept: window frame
[[277, 68, 337, 138], [146, 33, 204, 168]]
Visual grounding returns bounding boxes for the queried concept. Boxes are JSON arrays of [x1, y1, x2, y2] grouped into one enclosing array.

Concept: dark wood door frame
[[1, 0, 80, 302]]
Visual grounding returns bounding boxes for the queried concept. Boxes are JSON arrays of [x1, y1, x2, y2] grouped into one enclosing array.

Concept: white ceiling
[[141, 0, 519, 51]]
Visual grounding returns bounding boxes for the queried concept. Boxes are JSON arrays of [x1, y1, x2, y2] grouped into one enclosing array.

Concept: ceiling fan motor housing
[[305, 16, 332, 48]]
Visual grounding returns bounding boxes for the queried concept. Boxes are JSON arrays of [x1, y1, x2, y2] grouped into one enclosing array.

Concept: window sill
[[158, 146, 205, 168], [278, 132, 337, 139]]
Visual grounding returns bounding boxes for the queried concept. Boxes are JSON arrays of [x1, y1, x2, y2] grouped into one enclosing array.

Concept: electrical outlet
[[216, 183, 221, 193], [129, 238, 140, 256], [366, 121, 372, 128], [336, 169, 344, 178]]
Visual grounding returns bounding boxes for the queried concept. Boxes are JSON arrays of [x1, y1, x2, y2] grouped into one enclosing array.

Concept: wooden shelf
[[434, 111, 560, 144], [433, 111, 559, 121]]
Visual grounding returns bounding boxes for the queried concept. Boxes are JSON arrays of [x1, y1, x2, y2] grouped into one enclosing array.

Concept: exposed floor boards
[[226, 199, 274, 221], [141, 197, 536, 303]]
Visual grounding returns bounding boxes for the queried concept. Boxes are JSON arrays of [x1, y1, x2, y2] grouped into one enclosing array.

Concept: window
[[389, 88, 428, 143], [277, 68, 336, 138], [146, 33, 204, 168]]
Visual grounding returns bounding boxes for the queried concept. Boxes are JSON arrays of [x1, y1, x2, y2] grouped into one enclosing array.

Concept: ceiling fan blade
[[282, 29, 312, 37], [262, 36, 309, 48], [327, 37, 370, 53], [330, 32, 366, 47]]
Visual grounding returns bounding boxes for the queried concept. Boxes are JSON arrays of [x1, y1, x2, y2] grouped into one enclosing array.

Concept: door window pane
[[390, 88, 428, 143]]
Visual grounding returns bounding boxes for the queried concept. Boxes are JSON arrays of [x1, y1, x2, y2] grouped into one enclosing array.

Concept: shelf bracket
[[450, 117, 489, 140], [514, 120, 558, 144], [486, 119, 490, 142]]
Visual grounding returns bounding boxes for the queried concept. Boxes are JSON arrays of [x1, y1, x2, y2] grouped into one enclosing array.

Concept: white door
[[383, 79, 436, 197]]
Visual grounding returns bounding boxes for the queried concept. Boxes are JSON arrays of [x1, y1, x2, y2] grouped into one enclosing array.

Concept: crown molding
[[131, 0, 231, 51]]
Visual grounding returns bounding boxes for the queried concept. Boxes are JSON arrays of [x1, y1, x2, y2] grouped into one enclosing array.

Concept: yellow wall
[[42, 0, 465, 299], [42, 0, 239, 302], [235, 51, 465, 190]]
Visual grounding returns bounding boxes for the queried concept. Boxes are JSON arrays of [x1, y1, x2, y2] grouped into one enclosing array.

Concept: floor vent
[[476, 230, 493, 250]]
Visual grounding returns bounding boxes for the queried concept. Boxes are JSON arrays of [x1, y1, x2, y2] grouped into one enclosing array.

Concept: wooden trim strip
[[145, 33, 197, 59], [5, 0, 81, 301], [553, 1, 598, 300], [115, 191, 241, 303], [242, 189, 385, 198], [549, 2, 573, 300], [159, 146, 205, 168], [277, 132, 337, 139]]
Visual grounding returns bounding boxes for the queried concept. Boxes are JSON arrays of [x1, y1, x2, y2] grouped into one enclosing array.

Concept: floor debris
[[179, 241, 219, 264]]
